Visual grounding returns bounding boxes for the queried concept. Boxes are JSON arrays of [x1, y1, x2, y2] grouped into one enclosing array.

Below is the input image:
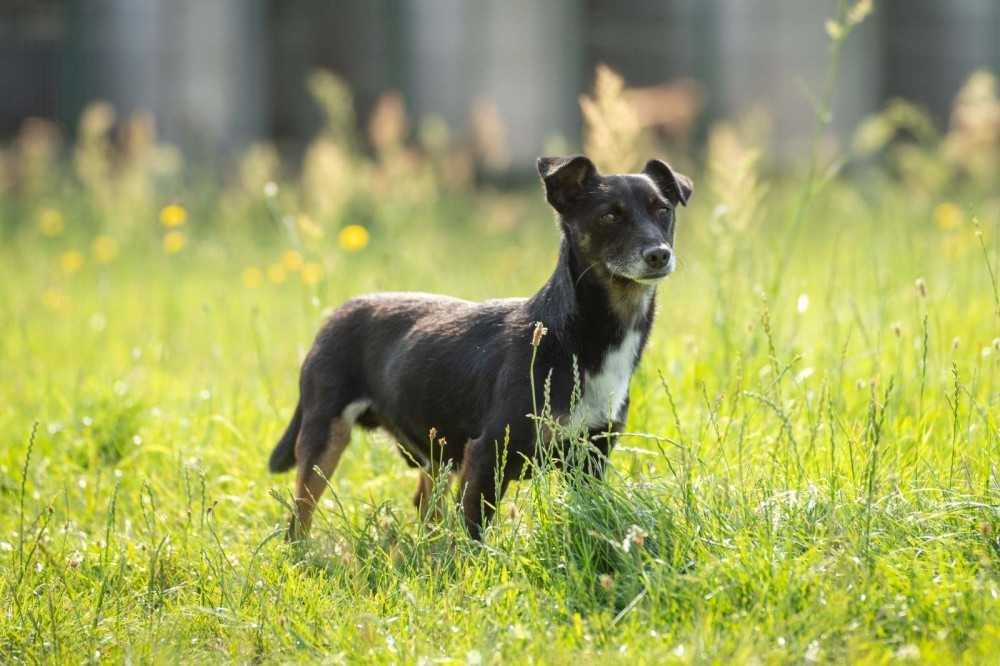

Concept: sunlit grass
[[1, 163, 998, 662]]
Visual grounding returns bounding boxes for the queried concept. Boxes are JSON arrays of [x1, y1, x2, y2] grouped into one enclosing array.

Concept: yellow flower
[[281, 249, 304, 272], [59, 250, 84, 274], [338, 224, 370, 252], [92, 236, 119, 263], [163, 231, 186, 254], [42, 288, 68, 312], [934, 202, 964, 230], [241, 266, 263, 288], [301, 262, 323, 286], [159, 203, 188, 228], [39, 209, 64, 237], [267, 263, 287, 284]]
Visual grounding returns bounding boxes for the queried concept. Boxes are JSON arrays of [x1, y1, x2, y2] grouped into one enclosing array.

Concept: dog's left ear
[[643, 159, 693, 207], [537, 155, 599, 213]]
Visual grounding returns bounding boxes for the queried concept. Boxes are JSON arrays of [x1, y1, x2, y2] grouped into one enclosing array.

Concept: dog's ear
[[537, 155, 599, 212], [643, 159, 693, 206]]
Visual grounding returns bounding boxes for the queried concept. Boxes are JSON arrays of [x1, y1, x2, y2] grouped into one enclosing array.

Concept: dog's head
[[537, 155, 692, 285]]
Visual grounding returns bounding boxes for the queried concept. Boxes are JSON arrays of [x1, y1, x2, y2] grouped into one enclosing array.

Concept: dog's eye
[[655, 206, 671, 219], [600, 212, 619, 224]]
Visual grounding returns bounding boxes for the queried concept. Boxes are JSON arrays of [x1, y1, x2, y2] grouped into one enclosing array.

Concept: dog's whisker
[[575, 261, 600, 287]]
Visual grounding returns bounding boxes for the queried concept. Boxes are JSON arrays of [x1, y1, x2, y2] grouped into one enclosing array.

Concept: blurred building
[[2, 0, 999, 167]]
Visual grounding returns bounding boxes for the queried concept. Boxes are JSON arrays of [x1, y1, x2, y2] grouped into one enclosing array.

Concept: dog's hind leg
[[288, 408, 354, 541]]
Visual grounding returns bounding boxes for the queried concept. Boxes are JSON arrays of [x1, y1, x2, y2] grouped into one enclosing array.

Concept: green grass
[[1, 159, 998, 664]]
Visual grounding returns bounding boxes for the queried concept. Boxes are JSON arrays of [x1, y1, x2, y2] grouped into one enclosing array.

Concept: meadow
[[2, 60, 1000, 663]]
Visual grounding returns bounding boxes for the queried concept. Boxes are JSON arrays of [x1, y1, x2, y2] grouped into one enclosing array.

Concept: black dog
[[269, 155, 692, 539]]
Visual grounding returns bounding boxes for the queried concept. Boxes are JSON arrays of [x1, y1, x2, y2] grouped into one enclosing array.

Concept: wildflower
[[338, 224, 370, 252], [159, 203, 188, 228], [281, 249, 304, 272], [267, 263, 287, 284], [983, 347, 993, 358], [241, 267, 262, 288], [531, 321, 548, 347], [42, 288, 67, 312], [797, 293, 809, 314], [66, 550, 84, 568], [163, 231, 186, 254], [59, 250, 84, 274], [39, 208, 64, 236], [300, 262, 323, 286], [598, 574, 615, 591], [933, 202, 963, 230], [915, 277, 927, 298], [623, 524, 648, 552], [92, 235, 119, 263], [264, 181, 278, 198], [895, 644, 920, 661]]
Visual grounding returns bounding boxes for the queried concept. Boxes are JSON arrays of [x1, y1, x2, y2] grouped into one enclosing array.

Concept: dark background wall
[[2, 0, 999, 167]]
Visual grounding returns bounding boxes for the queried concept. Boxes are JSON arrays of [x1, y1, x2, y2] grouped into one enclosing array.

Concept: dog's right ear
[[537, 155, 599, 213]]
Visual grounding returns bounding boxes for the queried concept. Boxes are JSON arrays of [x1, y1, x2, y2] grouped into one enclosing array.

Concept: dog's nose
[[642, 245, 672, 271]]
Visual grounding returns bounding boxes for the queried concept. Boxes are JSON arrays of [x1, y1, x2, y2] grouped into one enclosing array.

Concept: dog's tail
[[268, 400, 302, 473]]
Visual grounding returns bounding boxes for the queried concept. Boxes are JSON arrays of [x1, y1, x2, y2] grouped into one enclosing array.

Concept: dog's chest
[[569, 329, 642, 429]]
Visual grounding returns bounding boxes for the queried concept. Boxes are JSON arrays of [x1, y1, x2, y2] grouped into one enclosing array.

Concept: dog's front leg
[[458, 424, 527, 540]]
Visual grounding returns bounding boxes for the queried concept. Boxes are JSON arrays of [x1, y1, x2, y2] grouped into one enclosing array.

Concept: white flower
[[623, 525, 648, 552]]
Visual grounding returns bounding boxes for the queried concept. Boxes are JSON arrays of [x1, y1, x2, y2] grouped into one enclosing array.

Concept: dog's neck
[[526, 237, 655, 369]]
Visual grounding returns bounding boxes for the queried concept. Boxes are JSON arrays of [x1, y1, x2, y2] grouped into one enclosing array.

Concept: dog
[[269, 155, 692, 540]]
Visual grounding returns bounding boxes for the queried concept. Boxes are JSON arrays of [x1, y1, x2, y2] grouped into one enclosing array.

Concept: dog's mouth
[[632, 270, 671, 285], [606, 260, 675, 285]]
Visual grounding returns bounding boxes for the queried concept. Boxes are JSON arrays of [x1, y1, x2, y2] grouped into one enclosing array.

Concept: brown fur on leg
[[288, 418, 352, 540]]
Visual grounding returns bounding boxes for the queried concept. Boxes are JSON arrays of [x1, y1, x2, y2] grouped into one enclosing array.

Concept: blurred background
[[3, 0, 1000, 170]]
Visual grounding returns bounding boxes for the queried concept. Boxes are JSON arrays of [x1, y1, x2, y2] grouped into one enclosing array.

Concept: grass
[[2, 65, 1000, 664]]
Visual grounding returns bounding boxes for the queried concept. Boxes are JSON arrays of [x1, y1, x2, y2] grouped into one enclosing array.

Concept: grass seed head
[[531, 321, 548, 347]]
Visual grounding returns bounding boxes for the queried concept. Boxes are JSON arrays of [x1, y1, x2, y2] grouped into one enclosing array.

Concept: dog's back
[[270, 292, 528, 476]]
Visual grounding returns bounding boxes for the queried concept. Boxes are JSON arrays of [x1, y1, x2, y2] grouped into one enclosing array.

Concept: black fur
[[270, 155, 692, 539], [268, 401, 301, 472]]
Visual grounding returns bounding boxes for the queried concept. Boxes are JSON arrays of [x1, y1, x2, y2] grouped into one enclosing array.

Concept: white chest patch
[[569, 329, 642, 430]]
